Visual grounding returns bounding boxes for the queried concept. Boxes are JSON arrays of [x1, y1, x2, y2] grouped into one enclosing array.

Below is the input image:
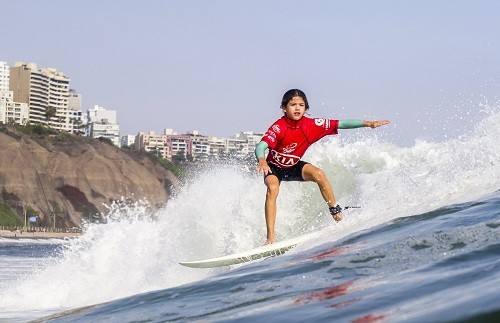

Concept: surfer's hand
[[364, 120, 390, 128], [257, 158, 272, 176]]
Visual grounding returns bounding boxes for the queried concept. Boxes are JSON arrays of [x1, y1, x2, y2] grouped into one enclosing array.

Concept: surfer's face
[[282, 96, 306, 121]]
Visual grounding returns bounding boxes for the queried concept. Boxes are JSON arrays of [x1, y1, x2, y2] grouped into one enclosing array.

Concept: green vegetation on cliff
[[0, 202, 23, 226], [154, 155, 187, 179]]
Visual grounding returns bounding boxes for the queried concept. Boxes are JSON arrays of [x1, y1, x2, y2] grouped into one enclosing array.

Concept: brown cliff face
[[0, 126, 179, 228]]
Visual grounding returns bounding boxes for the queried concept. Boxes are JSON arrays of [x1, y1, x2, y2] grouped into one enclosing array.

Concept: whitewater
[[0, 105, 499, 322]]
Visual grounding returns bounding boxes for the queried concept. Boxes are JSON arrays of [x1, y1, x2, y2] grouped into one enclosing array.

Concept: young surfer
[[256, 89, 390, 245]]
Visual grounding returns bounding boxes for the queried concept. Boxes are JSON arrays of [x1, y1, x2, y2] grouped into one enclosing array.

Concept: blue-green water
[[1, 193, 499, 322]]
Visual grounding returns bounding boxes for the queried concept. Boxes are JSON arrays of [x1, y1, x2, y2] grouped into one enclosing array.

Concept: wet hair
[[280, 89, 309, 111]]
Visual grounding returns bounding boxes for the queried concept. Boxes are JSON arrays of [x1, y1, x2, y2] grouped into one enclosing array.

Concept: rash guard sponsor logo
[[314, 118, 325, 126], [282, 143, 297, 153], [270, 150, 300, 167], [272, 124, 281, 133], [315, 118, 331, 129]]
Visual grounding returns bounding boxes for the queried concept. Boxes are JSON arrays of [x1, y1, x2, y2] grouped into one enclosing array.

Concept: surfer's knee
[[265, 176, 280, 197], [305, 166, 327, 183], [266, 182, 279, 198]]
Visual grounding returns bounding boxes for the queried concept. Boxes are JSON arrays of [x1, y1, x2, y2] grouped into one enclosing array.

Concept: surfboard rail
[[179, 234, 312, 268]]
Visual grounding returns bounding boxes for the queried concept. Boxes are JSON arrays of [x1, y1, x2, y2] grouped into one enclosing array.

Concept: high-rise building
[[10, 62, 70, 131]]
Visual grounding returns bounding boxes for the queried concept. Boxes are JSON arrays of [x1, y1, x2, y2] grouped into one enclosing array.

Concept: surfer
[[256, 89, 390, 245]]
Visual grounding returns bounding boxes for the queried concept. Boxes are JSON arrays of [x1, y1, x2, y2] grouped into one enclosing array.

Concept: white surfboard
[[179, 234, 312, 268]]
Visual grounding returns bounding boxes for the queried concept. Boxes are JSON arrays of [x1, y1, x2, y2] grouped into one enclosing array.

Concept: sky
[[2, 0, 499, 146]]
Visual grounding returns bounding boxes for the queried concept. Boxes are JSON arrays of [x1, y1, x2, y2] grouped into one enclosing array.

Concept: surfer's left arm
[[338, 119, 390, 129]]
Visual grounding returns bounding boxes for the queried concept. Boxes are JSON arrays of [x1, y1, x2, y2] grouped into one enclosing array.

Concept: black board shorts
[[265, 161, 309, 183]]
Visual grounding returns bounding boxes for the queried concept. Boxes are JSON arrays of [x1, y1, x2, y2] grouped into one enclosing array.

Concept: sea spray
[[296, 104, 500, 246], [0, 167, 267, 311]]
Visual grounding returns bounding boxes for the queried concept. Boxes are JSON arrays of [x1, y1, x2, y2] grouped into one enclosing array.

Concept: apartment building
[[0, 62, 29, 125], [207, 136, 226, 158], [126, 128, 264, 162], [0, 61, 9, 91], [87, 105, 120, 146], [0, 91, 29, 125], [67, 89, 85, 135], [135, 129, 219, 161], [167, 133, 192, 160], [121, 135, 136, 148], [187, 131, 210, 161], [235, 131, 263, 148], [226, 136, 247, 158], [10, 62, 70, 131], [135, 131, 170, 159]]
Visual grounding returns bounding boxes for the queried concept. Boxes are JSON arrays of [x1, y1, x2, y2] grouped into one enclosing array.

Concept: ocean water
[[0, 107, 499, 322]]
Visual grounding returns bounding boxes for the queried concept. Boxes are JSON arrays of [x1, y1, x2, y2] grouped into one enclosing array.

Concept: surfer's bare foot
[[265, 237, 276, 245], [333, 213, 343, 222]]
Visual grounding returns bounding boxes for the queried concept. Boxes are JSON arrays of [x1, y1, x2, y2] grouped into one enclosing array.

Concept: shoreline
[[0, 229, 81, 240]]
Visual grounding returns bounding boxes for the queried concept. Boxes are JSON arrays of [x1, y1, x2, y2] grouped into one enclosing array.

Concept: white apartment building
[[10, 62, 71, 131], [0, 91, 29, 125], [0, 62, 29, 126], [121, 134, 136, 148], [87, 105, 120, 146], [0, 61, 9, 91], [0, 62, 10, 124]]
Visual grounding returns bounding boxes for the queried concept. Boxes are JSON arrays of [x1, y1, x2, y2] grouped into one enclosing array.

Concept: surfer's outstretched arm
[[338, 119, 390, 129]]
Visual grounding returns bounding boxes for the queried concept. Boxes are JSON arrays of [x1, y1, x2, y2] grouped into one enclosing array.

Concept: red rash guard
[[261, 116, 339, 169]]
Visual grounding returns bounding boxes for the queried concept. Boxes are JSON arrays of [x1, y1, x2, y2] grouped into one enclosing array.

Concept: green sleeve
[[338, 119, 365, 129], [255, 141, 268, 159]]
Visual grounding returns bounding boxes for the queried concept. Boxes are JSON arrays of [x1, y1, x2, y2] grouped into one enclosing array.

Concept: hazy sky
[[2, 1, 499, 145]]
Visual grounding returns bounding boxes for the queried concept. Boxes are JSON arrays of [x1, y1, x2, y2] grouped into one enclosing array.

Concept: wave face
[[0, 106, 499, 322]]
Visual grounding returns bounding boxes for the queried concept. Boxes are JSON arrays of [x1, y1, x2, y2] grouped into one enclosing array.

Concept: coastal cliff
[[0, 125, 180, 228]]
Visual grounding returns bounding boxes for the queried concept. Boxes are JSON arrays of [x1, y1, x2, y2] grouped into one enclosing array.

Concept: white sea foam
[[305, 103, 500, 246]]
